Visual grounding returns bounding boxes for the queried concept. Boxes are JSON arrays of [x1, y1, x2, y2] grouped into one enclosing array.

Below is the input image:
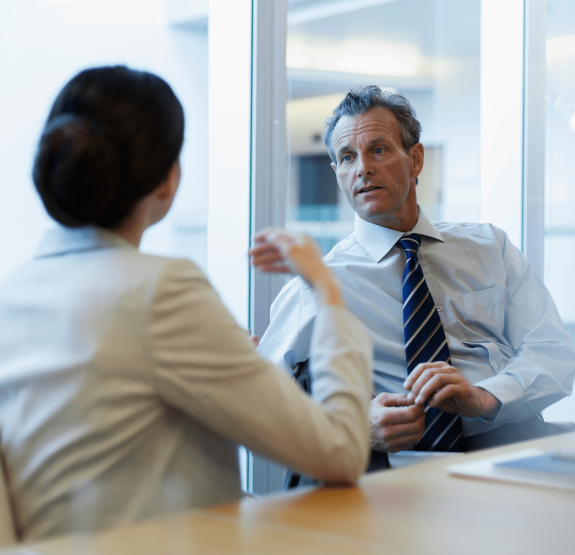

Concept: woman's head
[[33, 66, 184, 228]]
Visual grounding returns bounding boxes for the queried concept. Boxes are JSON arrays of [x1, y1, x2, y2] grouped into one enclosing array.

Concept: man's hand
[[369, 393, 426, 452], [403, 362, 500, 418]]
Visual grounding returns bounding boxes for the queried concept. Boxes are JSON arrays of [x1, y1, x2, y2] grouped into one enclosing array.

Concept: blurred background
[[0, 0, 209, 275], [0, 0, 574, 488], [286, 0, 480, 252], [281, 0, 575, 424]]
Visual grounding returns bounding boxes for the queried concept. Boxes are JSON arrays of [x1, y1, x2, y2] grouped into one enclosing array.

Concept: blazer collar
[[354, 206, 444, 263], [34, 225, 135, 258]]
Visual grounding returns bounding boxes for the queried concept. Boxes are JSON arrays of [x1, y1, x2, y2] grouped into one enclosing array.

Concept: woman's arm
[[148, 234, 372, 484]]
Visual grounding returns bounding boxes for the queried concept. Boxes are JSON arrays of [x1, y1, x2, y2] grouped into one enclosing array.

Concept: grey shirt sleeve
[[257, 276, 319, 372], [474, 226, 575, 425]]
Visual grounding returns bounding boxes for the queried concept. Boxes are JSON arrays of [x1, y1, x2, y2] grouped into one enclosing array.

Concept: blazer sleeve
[[147, 259, 373, 484]]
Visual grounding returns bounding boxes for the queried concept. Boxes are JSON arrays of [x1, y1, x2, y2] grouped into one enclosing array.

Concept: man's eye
[[342, 154, 352, 162], [375, 147, 383, 154]]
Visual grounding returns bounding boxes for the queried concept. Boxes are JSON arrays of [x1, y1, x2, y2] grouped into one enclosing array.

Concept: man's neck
[[359, 209, 419, 232]]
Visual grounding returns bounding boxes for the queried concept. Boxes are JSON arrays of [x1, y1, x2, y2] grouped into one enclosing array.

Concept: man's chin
[[355, 205, 392, 222]]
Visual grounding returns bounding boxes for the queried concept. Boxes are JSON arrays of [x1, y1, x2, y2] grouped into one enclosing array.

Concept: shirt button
[[436, 305, 442, 312]]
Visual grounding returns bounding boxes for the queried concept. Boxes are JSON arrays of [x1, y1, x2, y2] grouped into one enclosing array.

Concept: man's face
[[330, 107, 423, 230]]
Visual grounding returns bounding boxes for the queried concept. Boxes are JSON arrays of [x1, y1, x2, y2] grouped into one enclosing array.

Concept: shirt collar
[[353, 206, 444, 263], [34, 225, 135, 258]]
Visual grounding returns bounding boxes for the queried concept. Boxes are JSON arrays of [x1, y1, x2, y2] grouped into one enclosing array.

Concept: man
[[258, 86, 575, 480]]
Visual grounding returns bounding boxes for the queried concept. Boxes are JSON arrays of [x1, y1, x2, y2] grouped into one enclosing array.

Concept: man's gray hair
[[324, 85, 422, 165]]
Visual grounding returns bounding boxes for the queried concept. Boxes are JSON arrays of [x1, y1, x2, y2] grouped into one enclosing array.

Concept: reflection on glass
[[286, 0, 480, 253], [545, 0, 575, 339], [542, 0, 575, 420]]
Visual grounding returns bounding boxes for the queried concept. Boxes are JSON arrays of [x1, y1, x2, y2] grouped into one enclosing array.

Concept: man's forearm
[[475, 387, 501, 421]]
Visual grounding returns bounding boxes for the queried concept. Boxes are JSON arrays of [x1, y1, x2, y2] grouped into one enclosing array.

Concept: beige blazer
[[0, 226, 372, 541]]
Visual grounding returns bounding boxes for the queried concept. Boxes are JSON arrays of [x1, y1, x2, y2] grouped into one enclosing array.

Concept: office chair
[[0, 447, 17, 546]]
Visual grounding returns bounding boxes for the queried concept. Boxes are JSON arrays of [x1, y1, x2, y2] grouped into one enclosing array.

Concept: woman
[[0, 66, 372, 541]]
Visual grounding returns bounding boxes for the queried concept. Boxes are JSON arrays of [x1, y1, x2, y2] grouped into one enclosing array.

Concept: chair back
[[0, 450, 17, 547]]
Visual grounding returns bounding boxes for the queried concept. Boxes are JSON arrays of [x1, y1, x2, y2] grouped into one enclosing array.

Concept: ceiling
[[288, 0, 480, 99]]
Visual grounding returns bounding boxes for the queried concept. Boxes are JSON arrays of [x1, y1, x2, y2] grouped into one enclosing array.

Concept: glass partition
[[542, 0, 575, 421], [281, 0, 572, 451], [286, 0, 482, 254]]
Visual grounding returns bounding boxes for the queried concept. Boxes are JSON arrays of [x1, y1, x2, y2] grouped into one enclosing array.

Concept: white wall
[[0, 0, 208, 278], [479, 0, 524, 247]]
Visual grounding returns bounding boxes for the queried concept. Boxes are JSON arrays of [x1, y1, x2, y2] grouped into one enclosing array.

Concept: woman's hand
[[249, 229, 344, 306]]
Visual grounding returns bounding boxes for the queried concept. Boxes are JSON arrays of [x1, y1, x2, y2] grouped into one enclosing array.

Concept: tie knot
[[398, 234, 421, 257]]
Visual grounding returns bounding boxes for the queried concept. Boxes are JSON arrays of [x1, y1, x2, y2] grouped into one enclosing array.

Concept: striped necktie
[[398, 234, 466, 452]]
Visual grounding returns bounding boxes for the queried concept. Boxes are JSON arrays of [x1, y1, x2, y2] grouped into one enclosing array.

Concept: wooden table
[[4, 432, 575, 554]]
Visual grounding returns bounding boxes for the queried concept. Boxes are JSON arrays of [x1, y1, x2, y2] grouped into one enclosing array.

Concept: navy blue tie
[[398, 234, 466, 452]]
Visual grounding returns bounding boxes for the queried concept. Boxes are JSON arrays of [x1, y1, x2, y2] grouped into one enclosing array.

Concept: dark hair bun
[[33, 114, 121, 227], [34, 66, 184, 228]]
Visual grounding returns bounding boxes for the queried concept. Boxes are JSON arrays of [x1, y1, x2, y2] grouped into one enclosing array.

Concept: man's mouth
[[358, 185, 381, 194]]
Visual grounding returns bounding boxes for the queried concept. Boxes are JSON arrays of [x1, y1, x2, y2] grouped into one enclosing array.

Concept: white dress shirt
[[0, 226, 372, 541], [259, 208, 575, 438]]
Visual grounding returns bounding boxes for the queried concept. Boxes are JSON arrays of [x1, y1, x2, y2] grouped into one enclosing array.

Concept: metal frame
[[207, 0, 258, 494], [207, 0, 290, 497], [249, 0, 289, 341], [248, 0, 290, 495], [522, 0, 547, 279]]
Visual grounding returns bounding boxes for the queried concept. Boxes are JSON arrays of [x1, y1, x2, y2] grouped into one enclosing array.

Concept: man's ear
[[409, 143, 424, 179], [330, 161, 344, 192]]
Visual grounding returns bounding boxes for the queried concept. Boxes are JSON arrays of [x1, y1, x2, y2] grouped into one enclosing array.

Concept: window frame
[[212, 0, 555, 495]]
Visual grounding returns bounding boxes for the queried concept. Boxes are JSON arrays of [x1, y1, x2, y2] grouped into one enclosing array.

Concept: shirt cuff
[[473, 372, 525, 425]]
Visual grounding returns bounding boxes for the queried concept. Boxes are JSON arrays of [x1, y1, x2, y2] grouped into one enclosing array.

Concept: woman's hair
[[33, 66, 184, 228]]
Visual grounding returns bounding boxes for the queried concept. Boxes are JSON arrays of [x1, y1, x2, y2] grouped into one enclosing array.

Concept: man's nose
[[356, 154, 373, 177]]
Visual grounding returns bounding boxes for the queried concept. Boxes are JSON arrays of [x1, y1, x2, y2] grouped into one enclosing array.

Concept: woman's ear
[[156, 161, 181, 201]]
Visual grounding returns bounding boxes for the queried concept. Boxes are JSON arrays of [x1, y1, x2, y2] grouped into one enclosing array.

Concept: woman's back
[[0, 66, 372, 542], [0, 226, 241, 540]]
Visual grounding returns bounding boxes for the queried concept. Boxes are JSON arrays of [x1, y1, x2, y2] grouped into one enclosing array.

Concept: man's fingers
[[412, 373, 460, 405], [406, 368, 442, 401], [369, 393, 426, 452], [373, 420, 423, 442], [371, 420, 426, 452], [407, 364, 461, 401], [428, 383, 460, 408], [371, 404, 424, 426], [403, 361, 452, 390], [376, 392, 413, 408]]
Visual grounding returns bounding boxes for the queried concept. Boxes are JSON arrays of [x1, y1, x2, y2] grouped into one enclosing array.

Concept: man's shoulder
[[432, 221, 507, 251], [322, 234, 365, 265], [272, 274, 316, 312]]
